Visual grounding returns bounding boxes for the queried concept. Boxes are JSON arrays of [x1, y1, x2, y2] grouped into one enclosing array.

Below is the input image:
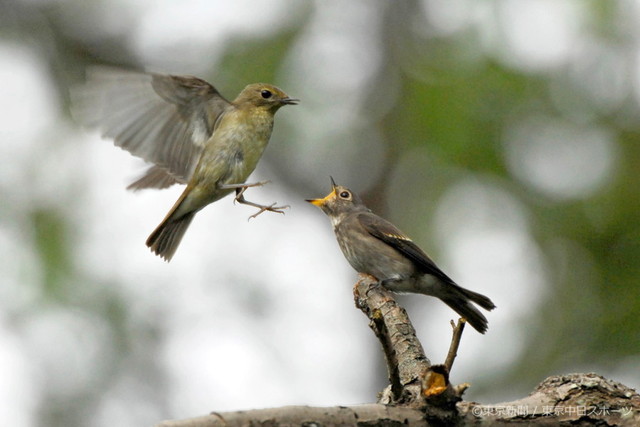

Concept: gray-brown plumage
[[73, 68, 298, 261], [307, 179, 496, 333]]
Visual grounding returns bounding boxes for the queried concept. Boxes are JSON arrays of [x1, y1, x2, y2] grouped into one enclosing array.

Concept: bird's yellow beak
[[306, 189, 336, 207]]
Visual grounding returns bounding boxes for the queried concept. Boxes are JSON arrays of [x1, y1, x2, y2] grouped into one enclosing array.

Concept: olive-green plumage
[[307, 179, 496, 333], [74, 68, 298, 261]]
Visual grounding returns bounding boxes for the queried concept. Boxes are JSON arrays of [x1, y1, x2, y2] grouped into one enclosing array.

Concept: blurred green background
[[1, 1, 639, 426]]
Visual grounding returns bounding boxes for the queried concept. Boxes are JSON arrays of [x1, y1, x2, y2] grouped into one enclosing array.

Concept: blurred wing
[[357, 213, 456, 284], [126, 164, 184, 191], [72, 67, 232, 181]]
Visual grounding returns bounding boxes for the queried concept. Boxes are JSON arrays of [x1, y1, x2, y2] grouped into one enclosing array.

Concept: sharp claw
[[247, 204, 290, 220]]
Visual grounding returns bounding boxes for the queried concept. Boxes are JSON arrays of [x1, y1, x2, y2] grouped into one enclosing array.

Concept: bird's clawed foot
[[230, 184, 289, 219], [247, 202, 290, 220]]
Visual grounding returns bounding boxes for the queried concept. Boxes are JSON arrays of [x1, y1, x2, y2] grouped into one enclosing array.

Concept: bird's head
[[306, 177, 367, 221], [235, 83, 299, 112]]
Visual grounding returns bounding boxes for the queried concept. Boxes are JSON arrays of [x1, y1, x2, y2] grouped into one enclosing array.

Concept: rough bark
[[156, 276, 640, 427], [352, 274, 432, 407], [157, 404, 428, 427], [457, 372, 640, 425]]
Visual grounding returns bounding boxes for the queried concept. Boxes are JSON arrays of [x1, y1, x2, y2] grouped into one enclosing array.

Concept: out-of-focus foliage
[[1, 1, 639, 426]]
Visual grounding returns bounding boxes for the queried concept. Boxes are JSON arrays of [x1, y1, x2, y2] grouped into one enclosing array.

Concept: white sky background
[[1, 1, 639, 426]]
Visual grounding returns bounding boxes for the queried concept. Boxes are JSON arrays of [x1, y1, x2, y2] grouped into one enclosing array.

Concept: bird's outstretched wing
[[72, 67, 231, 183], [357, 213, 457, 285]]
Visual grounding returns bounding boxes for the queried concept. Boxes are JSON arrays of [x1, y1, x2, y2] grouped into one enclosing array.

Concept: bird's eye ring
[[339, 191, 350, 199], [261, 90, 272, 99]]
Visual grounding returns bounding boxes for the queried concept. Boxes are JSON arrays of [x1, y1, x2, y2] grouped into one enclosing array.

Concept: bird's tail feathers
[[146, 185, 198, 261], [454, 284, 496, 311], [440, 283, 496, 334], [146, 212, 195, 262]]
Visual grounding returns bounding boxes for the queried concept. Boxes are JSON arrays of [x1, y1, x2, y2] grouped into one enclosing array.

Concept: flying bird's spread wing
[[357, 213, 457, 285], [72, 68, 232, 184], [126, 164, 184, 191]]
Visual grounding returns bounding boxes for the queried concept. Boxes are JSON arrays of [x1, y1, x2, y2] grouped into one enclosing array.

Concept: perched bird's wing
[[357, 213, 456, 285], [72, 67, 232, 182]]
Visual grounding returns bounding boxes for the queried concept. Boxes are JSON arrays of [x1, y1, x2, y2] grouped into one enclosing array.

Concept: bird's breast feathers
[[203, 110, 273, 171]]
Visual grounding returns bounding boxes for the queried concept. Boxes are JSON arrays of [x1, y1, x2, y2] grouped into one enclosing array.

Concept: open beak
[[306, 177, 338, 207], [306, 190, 335, 207]]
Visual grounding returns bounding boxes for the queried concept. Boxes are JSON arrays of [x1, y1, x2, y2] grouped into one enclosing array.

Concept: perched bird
[[73, 68, 298, 261], [306, 179, 496, 333]]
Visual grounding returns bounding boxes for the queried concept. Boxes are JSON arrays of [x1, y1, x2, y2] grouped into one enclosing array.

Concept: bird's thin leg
[[234, 188, 289, 219], [219, 180, 271, 200]]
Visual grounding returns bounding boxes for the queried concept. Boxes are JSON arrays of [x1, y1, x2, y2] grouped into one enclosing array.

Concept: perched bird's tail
[[146, 212, 195, 262], [439, 283, 496, 334]]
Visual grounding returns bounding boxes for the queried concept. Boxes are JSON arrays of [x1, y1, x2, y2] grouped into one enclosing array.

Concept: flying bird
[[74, 68, 298, 261]]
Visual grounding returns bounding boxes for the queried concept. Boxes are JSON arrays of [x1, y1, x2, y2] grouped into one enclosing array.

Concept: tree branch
[[457, 373, 640, 425], [156, 374, 640, 426], [353, 273, 431, 406], [156, 404, 427, 427], [444, 318, 466, 373], [155, 276, 640, 426]]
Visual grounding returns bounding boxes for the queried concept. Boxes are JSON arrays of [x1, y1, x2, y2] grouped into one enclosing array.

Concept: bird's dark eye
[[340, 191, 350, 199], [261, 90, 272, 99]]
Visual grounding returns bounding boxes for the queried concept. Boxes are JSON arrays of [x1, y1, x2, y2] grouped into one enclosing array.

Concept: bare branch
[[444, 318, 466, 373], [154, 276, 640, 426], [156, 404, 428, 427], [156, 374, 640, 426], [353, 274, 430, 406]]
